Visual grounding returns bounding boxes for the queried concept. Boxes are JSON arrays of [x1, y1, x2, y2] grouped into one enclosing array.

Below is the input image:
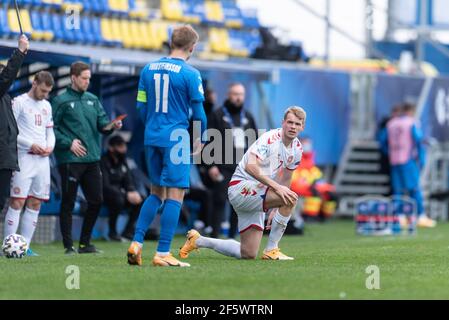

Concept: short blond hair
[[170, 25, 199, 51], [283, 106, 306, 125]]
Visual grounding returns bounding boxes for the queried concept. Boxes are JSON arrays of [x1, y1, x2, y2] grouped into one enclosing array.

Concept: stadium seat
[[129, 0, 148, 19], [62, 0, 84, 12], [119, 19, 136, 48], [241, 8, 260, 28], [204, 0, 224, 25], [108, 0, 128, 15], [91, 16, 109, 45], [7, 8, 33, 37], [209, 27, 231, 54], [80, 15, 97, 45], [161, 0, 183, 21], [137, 21, 152, 50], [0, 8, 13, 38], [100, 17, 123, 47], [228, 29, 249, 57], [222, 0, 243, 28], [179, 0, 202, 24], [30, 9, 54, 41]]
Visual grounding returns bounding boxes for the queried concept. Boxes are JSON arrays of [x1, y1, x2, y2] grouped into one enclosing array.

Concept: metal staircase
[[333, 140, 390, 216]]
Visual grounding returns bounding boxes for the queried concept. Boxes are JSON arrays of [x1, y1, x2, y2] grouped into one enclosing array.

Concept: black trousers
[[210, 168, 238, 238], [58, 162, 103, 249], [0, 169, 12, 213], [104, 193, 140, 237]]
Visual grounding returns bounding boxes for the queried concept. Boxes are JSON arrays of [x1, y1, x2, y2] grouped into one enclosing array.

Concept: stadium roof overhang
[[0, 40, 277, 79]]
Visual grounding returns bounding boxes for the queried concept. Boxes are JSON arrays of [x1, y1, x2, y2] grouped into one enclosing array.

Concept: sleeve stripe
[[137, 90, 147, 103]]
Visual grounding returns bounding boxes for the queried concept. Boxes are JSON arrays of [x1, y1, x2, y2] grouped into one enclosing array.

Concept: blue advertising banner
[[420, 77, 449, 142], [271, 69, 351, 165], [374, 74, 425, 125]]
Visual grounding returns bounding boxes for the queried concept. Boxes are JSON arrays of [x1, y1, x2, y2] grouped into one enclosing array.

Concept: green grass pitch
[[2, 220, 449, 300]]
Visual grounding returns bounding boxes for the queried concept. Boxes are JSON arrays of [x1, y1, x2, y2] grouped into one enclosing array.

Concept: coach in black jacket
[[204, 83, 258, 238], [0, 35, 29, 212]]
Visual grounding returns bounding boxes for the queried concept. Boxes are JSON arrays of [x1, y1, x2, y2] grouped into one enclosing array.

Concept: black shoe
[[78, 244, 103, 254], [121, 232, 134, 241], [65, 246, 77, 255], [108, 233, 123, 242]]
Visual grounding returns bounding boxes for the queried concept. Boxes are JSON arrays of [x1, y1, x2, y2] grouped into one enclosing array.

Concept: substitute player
[[127, 25, 207, 267], [180, 106, 305, 260], [4, 71, 55, 256]]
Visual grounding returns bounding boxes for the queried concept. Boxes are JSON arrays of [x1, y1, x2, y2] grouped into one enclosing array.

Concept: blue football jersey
[[137, 57, 205, 147]]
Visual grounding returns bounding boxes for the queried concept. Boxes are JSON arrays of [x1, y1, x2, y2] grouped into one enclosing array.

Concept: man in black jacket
[[0, 35, 29, 212], [100, 135, 143, 241], [205, 83, 258, 238]]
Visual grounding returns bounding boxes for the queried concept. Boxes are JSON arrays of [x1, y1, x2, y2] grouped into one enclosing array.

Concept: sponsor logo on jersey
[[13, 187, 21, 195], [70, 102, 75, 109], [87, 100, 94, 106]]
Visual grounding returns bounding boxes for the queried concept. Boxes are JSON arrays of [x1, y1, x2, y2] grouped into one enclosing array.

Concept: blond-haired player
[[180, 106, 305, 260], [4, 71, 55, 256]]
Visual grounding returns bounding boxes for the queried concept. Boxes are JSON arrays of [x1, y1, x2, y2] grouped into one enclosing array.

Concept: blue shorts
[[145, 145, 190, 189], [391, 160, 419, 194]]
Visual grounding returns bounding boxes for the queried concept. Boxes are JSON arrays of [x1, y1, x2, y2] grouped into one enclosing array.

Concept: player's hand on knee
[[274, 184, 298, 206]]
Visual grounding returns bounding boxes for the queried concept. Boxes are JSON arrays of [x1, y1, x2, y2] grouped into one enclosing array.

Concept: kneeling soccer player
[[180, 106, 306, 260]]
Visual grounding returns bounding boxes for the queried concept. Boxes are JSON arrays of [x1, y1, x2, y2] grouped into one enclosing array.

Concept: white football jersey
[[232, 128, 303, 183], [13, 93, 53, 151]]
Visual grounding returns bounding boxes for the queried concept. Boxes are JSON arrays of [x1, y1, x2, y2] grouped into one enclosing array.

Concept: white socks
[[4, 207, 39, 246], [196, 236, 241, 259], [21, 208, 39, 245], [4, 207, 21, 237], [265, 210, 291, 251]]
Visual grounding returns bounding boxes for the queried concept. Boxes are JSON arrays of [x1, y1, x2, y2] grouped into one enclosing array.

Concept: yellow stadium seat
[[119, 20, 134, 48], [130, 20, 146, 49], [111, 18, 124, 43], [205, 1, 224, 23], [8, 9, 33, 34], [152, 21, 169, 50], [161, 0, 183, 21], [209, 28, 230, 54], [52, 0, 63, 6], [109, 0, 129, 13], [101, 18, 123, 45], [62, 1, 83, 12], [138, 22, 152, 50]]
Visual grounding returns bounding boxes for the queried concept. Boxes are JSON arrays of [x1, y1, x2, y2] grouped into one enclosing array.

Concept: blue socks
[[133, 194, 162, 243], [157, 199, 182, 253]]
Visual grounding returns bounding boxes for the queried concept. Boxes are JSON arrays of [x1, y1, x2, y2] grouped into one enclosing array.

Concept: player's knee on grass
[[240, 247, 257, 259], [10, 198, 25, 210]]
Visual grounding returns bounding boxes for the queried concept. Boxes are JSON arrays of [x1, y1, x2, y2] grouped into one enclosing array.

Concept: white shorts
[[10, 152, 51, 201], [228, 179, 269, 233]]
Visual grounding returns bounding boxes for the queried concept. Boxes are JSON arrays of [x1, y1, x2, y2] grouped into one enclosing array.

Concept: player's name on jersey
[[149, 62, 182, 73]]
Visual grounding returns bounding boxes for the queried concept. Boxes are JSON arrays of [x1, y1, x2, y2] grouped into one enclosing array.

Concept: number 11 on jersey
[[154, 73, 169, 113]]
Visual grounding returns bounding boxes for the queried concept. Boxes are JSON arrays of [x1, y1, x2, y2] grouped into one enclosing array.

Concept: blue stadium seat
[[50, 13, 76, 43], [91, 16, 110, 46], [80, 16, 97, 45], [241, 8, 260, 28], [222, 0, 243, 28], [0, 8, 12, 38]]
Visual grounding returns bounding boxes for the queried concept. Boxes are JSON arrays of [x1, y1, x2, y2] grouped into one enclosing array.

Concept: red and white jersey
[[232, 128, 303, 183], [13, 93, 53, 152]]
